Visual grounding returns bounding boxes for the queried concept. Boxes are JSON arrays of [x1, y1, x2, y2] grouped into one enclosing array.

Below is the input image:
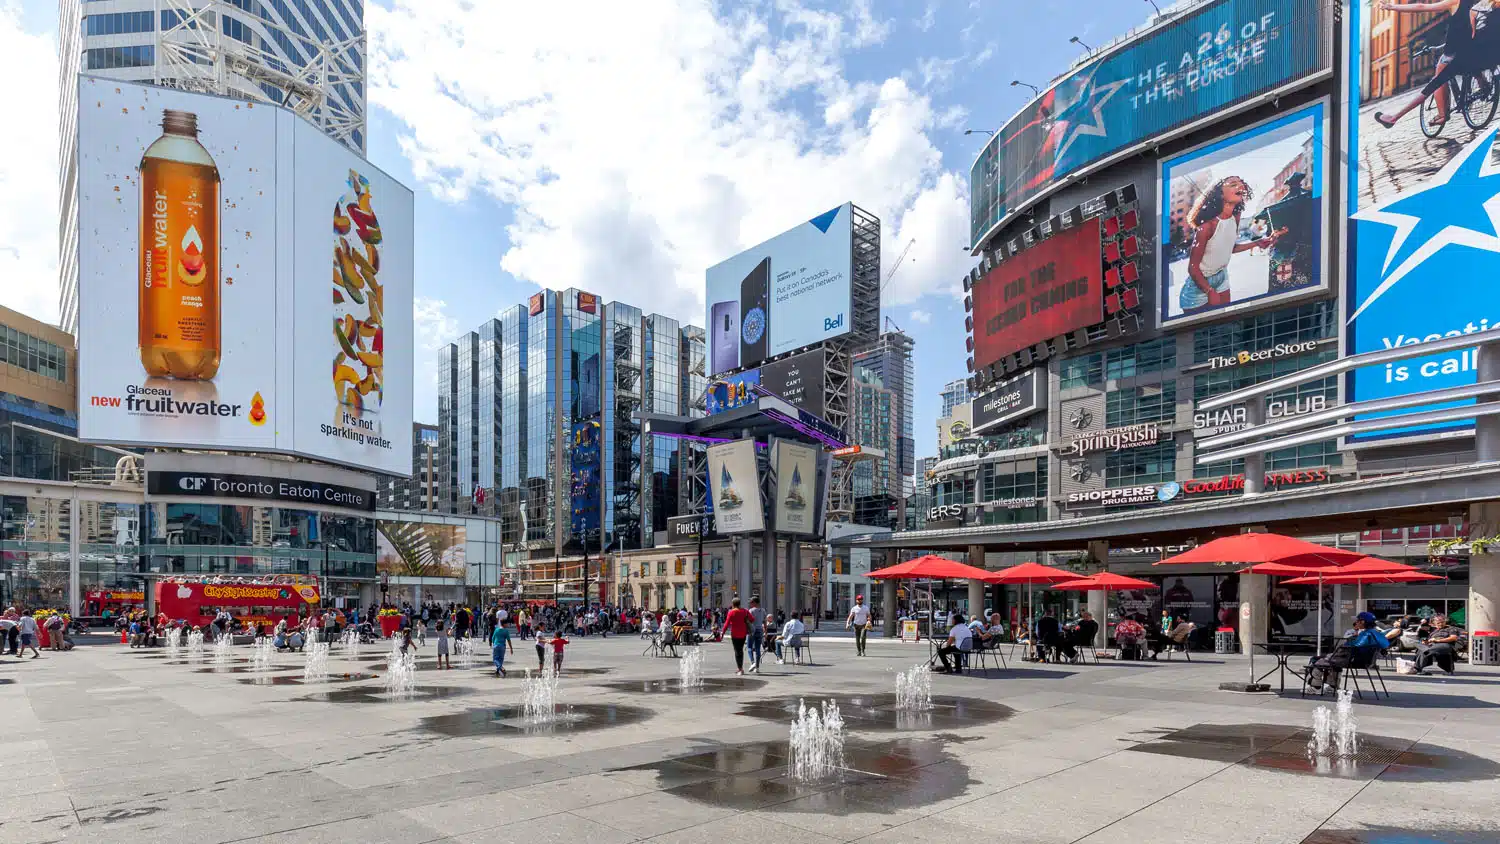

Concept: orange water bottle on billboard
[[138, 109, 221, 380]]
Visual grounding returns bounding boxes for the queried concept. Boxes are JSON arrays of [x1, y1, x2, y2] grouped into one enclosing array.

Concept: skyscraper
[[850, 366, 895, 527], [58, 0, 368, 333], [938, 378, 972, 424], [852, 330, 914, 505], [437, 290, 704, 554]]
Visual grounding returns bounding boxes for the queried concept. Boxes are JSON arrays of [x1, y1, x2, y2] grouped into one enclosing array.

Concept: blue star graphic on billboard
[[1350, 128, 1500, 323]]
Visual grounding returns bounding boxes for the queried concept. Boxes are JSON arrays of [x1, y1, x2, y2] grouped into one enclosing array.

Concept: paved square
[[6, 634, 1499, 843]]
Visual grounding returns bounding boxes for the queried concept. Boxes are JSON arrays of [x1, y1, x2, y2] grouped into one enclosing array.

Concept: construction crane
[[880, 238, 916, 333]]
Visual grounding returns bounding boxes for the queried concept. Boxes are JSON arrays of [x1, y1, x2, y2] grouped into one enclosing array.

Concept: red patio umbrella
[[867, 554, 996, 638], [988, 562, 1079, 637], [1157, 534, 1362, 568], [1051, 572, 1159, 591], [1282, 571, 1441, 585]]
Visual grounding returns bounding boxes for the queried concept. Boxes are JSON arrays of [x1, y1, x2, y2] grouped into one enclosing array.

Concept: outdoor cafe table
[[1254, 642, 1319, 693]]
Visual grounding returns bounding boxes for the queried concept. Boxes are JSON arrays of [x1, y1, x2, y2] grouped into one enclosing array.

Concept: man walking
[[490, 616, 514, 677], [846, 593, 870, 656], [746, 596, 766, 673]]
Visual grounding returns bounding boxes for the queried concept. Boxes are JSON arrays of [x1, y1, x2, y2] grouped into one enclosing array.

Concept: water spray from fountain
[[340, 627, 361, 661], [522, 667, 561, 724], [212, 630, 234, 665], [1308, 688, 1359, 762], [788, 698, 846, 782], [383, 639, 416, 697], [679, 647, 704, 688], [185, 628, 205, 661], [165, 626, 183, 658], [895, 664, 933, 711], [303, 640, 331, 683], [251, 635, 275, 671], [455, 636, 477, 670]]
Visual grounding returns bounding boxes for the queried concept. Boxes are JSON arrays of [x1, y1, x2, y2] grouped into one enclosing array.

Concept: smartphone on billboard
[[711, 301, 739, 374], [739, 258, 770, 367]]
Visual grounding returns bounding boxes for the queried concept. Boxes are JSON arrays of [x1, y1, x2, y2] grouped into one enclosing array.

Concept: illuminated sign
[[1205, 340, 1320, 370], [971, 218, 1103, 369], [1059, 422, 1163, 456]]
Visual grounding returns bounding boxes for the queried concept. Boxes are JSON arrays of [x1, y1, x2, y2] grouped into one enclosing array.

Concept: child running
[[549, 632, 570, 672]]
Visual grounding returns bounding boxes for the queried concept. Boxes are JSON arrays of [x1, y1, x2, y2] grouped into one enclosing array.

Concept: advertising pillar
[[882, 576, 898, 638], [787, 541, 801, 617], [1240, 573, 1269, 656], [762, 529, 778, 619], [1087, 539, 1109, 647]]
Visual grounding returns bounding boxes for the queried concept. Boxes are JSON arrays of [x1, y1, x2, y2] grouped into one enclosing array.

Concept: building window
[[1105, 441, 1176, 486], [85, 45, 155, 70], [1192, 300, 1336, 364], [83, 11, 155, 36], [656, 561, 667, 576], [1193, 350, 1338, 401], [1196, 439, 1342, 479], [1105, 382, 1176, 427], [1061, 338, 1177, 389], [0, 325, 67, 384]]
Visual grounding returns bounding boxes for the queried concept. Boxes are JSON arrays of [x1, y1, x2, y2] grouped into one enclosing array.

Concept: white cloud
[[909, 309, 932, 324], [0, 3, 59, 325], [915, 0, 939, 32], [412, 295, 458, 394], [368, 0, 971, 325]]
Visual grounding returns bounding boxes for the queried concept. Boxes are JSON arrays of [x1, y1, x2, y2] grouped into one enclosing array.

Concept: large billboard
[[772, 440, 818, 535], [376, 520, 467, 579], [75, 77, 414, 475], [1345, 3, 1497, 443], [706, 439, 763, 533], [706, 204, 853, 376], [705, 349, 826, 417], [1158, 101, 1327, 328], [970, 218, 1103, 370], [969, 0, 1330, 248]]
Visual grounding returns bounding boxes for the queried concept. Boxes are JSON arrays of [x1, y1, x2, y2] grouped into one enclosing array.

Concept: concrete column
[[762, 531, 778, 618], [1243, 401, 1267, 495], [1086, 539, 1108, 646], [967, 579, 985, 621], [882, 577, 898, 637], [735, 537, 751, 603], [1240, 572, 1269, 655], [68, 489, 80, 617], [786, 541, 799, 617], [1478, 344, 1500, 462], [1469, 502, 1500, 636]]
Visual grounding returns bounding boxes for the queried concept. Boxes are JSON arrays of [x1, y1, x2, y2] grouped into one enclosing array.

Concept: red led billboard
[[972, 217, 1103, 370]]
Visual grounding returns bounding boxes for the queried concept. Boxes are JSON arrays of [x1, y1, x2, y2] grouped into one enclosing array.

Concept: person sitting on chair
[[1152, 616, 1196, 659], [977, 612, 1006, 649], [1305, 612, 1389, 691], [1115, 617, 1147, 660], [1034, 610, 1062, 662], [775, 614, 806, 664], [935, 613, 974, 674], [1415, 615, 1462, 675], [1062, 611, 1099, 661]]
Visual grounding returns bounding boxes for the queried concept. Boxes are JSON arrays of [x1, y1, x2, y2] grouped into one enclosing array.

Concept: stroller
[[356, 621, 377, 644]]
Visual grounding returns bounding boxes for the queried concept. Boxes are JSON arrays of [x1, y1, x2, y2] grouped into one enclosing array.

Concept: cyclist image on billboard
[[1372, 0, 1500, 134]]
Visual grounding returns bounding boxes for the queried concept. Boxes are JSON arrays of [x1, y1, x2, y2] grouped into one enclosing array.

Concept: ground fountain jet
[[383, 639, 416, 697], [165, 626, 183, 658], [1307, 688, 1359, 771], [455, 636, 477, 670], [340, 627, 360, 661], [522, 667, 560, 724], [679, 647, 704, 688], [212, 630, 234, 665], [303, 640, 330, 683], [251, 635, 275, 671], [788, 698, 846, 783], [895, 664, 933, 712], [185, 628, 205, 661]]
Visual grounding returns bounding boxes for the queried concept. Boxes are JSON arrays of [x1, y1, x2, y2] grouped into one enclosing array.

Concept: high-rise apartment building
[[58, 0, 368, 333], [938, 378, 972, 425], [852, 330, 914, 510], [378, 422, 439, 511], [436, 290, 704, 555], [849, 366, 895, 527]]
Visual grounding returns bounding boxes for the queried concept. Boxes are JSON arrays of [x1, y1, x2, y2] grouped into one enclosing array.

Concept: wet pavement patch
[[734, 693, 1015, 732], [416, 702, 653, 736], [296, 684, 476, 704], [1127, 724, 1500, 781], [618, 736, 976, 815], [599, 676, 766, 694], [236, 672, 380, 687], [1302, 826, 1500, 843]]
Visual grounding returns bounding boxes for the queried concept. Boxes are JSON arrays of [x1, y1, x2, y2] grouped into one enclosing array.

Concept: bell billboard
[[75, 77, 415, 475]]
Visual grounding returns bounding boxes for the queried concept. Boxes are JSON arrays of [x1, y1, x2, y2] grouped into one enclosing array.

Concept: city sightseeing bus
[[153, 577, 320, 629]]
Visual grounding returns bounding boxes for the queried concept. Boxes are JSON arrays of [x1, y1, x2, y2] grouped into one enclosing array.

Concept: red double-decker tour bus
[[154, 578, 320, 629], [83, 590, 145, 616]]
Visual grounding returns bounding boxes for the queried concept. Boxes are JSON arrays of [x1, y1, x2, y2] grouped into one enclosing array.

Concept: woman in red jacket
[[721, 597, 752, 675]]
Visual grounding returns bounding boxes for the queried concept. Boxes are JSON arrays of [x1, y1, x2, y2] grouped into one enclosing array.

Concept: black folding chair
[[972, 641, 1008, 671]]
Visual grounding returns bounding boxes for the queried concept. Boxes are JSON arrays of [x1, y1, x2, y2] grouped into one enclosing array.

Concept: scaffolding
[[155, 0, 366, 153]]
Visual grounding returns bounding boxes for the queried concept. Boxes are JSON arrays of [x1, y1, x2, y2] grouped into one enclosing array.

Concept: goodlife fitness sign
[[1179, 469, 1329, 496]]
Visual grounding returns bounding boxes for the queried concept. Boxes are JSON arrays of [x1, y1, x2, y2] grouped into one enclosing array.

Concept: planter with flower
[[33, 609, 69, 648], [378, 608, 403, 638]]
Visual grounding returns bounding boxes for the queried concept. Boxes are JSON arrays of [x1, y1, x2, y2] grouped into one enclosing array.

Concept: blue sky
[[1, 0, 1154, 459]]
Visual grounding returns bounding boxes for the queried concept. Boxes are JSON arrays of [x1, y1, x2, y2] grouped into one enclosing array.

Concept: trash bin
[[1214, 627, 1236, 654], [1470, 631, 1500, 666]]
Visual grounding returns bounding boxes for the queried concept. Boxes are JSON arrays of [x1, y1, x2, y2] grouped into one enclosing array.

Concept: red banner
[[972, 217, 1102, 370]]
